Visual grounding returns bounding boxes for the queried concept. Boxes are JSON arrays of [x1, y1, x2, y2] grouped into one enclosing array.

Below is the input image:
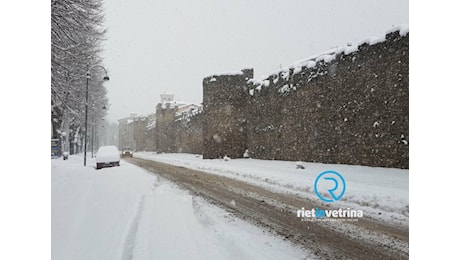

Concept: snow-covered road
[[126, 156, 409, 259], [52, 155, 310, 260]]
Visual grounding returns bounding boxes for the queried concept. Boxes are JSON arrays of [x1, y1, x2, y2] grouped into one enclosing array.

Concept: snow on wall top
[[204, 68, 254, 84], [157, 99, 203, 124], [146, 121, 156, 130], [161, 100, 193, 109], [205, 70, 244, 81], [146, 115, 156, 130], [175, 105, 203, 123], [247, 24, 409, 94]]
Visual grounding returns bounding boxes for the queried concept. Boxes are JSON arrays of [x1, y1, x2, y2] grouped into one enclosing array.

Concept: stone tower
[[202, 69, 253, 159]]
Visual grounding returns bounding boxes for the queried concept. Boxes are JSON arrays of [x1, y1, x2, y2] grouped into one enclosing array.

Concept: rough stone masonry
[[202, 27, 408, 169]]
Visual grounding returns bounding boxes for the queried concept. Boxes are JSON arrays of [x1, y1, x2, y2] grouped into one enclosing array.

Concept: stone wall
[[203, 28, 409, 168], [155, 103, 204, 154], [202, 68, 253, 159], [155, 103, 178, 153], [144, 115, 157, 151], [118, 114, 153, 151], [131, 117, 149, 151], [173, 110, 204, 154]]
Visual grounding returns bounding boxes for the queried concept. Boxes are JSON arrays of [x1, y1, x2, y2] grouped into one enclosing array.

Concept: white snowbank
[[135, 152, 409, 225]]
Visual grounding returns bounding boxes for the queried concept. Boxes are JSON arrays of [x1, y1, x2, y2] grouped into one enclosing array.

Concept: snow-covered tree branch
[[51, 0, 108, 153]]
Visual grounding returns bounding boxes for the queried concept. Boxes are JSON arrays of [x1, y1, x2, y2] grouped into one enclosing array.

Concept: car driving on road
[[121, 148, 133, 158]]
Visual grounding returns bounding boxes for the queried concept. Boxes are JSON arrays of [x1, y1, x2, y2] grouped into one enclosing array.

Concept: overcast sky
[[102, 0, 408, 122]]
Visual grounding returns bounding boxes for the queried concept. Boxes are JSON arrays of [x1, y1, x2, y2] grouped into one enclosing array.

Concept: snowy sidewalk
[[135, 152, 409, 225], [52, 155, 310, 260]]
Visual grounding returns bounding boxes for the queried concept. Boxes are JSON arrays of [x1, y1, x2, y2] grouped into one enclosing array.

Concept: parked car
[[121, 148, 133, 158], [96, 145, 120, 170]]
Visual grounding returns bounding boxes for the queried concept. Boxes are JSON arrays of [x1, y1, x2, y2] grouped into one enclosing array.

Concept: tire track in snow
[[121, 194, 146, 260], [126, 157, 408, 260]]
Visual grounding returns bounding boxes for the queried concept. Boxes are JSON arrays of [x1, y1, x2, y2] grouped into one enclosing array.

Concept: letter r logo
[[314, 170, 346, 203]]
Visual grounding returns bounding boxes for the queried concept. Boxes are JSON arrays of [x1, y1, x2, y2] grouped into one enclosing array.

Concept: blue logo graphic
[[315, 207, 326, 218], [314, 170, 346, 203]]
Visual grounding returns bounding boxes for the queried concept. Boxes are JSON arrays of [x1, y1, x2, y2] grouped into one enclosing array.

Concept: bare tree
[[51, 0, 108, 153]]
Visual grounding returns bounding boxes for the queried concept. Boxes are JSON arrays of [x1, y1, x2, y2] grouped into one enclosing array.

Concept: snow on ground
[[52, 154, 311, 260], [135, 152, 409, 225]]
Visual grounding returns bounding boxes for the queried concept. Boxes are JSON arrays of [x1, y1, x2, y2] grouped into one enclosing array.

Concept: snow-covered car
[[121, 148, 133, 158], [96, 145, 120, 170]]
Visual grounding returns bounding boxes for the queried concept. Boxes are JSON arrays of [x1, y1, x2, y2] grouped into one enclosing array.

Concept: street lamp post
[[91, 116, 95, 158], [84, 65, 109, 166]]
